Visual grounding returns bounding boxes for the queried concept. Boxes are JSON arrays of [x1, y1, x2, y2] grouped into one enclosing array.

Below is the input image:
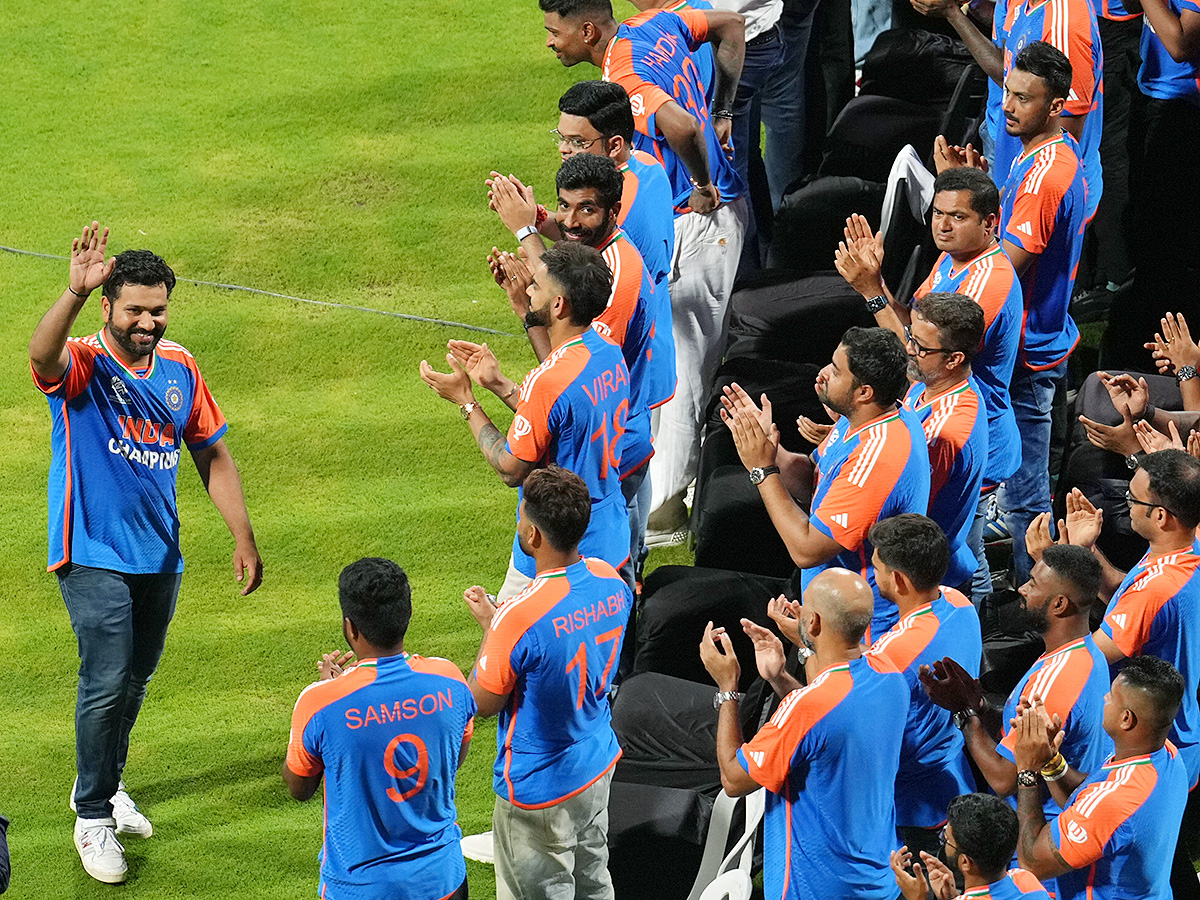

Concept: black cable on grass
[[0, 244, 515, 337]]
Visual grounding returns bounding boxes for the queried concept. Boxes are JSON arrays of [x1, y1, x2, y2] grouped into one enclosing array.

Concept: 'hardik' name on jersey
[[345, 690, 459, 729], [552, 590, 629, 637]]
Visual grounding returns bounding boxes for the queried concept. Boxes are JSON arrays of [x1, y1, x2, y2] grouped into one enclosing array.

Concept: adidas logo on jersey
[[1111, 613, 1127, 630], [831, 513, 849, 529], [749, 750, 765, 768], [1015, 222, 1033, 236], [1066, 820, 1089, 844]]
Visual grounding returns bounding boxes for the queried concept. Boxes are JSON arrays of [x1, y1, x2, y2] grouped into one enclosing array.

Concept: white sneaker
[[74, 818, 128, 884], [70, 779, 153, 837], [111, 785, 153, 838]]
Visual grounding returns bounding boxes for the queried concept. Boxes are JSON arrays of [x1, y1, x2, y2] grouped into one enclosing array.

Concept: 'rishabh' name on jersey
[[507, 328, 632, 578], [33, 332, 227, 574], [996, 0, 1104, 221], [474, 557, 632, 808], [603, 7, 744, 212], [807, 406, 931, 642], [287, 654, 475, 900], [1138, 0, 1200, 106], [1000, 132, 1086, 372], [916, 244, 1022, 486], [619, 149, 677, 410], [869, 588, 982, 829], [1102, 540, 1200, 786], [903, 378, 989, 587], [736, 654, 909, 900], [1053, 744, 1189, 900]]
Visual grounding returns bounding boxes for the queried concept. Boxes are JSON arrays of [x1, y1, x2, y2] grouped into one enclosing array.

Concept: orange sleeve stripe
[[509, 344, 591, 463], [1045, 0, 1097, 114], [1000, 646, 1093, 752], [475, 576, 573, 695], [675, 7, 710, 44], [408, 655, 469, 684], [813, 420, 914, 548], [595, 241, 641, 346], [741, 669, 853, 792], [286, 665, 378, 775], [1055, 764, 1159, 867]]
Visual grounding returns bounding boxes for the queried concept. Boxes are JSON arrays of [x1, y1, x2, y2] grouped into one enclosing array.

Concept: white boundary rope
[[0, 244, 515, 337]]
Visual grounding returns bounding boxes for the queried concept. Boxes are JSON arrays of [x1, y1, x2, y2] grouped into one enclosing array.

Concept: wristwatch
[[515, 224, 539, 242], [952, 708, 979, 730], [1126, 452, 1143, 471], [749, 465, 780, 485], [1016, 769, 1040, 788], [713, 690, 745, 709], [460, 401, 478, 420], [1177, 365, 1197, 385], [864, 294, 888, 314]]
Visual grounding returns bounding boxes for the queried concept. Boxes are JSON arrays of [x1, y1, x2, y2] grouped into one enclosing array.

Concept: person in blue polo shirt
[[29, 222, 262, 884]]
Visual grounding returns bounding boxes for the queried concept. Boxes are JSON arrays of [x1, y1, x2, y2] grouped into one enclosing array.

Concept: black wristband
[[68, 286, 89, 299]]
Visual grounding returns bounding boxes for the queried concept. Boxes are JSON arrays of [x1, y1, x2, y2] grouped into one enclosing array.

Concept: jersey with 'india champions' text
[[33, 332, 227, 574]]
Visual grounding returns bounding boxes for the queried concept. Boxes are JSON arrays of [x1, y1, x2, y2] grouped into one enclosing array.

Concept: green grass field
[[0, 2, 689, 896]]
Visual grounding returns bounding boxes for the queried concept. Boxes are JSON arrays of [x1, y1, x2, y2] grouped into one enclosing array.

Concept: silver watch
[[749, 465, 780, 485], [713, 690, 744, 709]]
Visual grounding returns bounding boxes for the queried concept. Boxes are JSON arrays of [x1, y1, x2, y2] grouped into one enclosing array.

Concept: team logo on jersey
[[512, 414, 532, 439], [1065, 820, 1089, 844], [110, 376, 132, 405], [630, 93, 646, 117], [932, 272, 942, 288], [165, 384, 184, 411]]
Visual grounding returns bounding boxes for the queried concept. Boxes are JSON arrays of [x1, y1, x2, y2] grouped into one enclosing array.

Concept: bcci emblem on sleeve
[[512, 414, 532, 439], [165, 384, 184, 411]]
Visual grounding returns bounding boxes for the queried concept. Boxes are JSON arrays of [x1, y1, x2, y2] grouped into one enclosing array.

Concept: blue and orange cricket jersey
[[965, 870, 1053, 899], [1138, 0, 1200, 106], [1000, 131, 1086, 372], [32, 332, 227, 574], [592, 229, 657, 478], [1102, 541, 1200, 786], [997, 0, 1104, 220], [1053, 744, 1189, 900], [736, 654, 909, 900], [915, 245, 1022, 486], [667, 0, 716, 109], [602, 7, 743, 212], [808, 406, 931, 641], [473, 557, 632, 808], [997, 636, 1114, 818], [904, 378, 989, 586], [507, 328, 632, 577], [286, 654, 476, 900], [869, 588, 982, 828], [619, 149, 677, 409]]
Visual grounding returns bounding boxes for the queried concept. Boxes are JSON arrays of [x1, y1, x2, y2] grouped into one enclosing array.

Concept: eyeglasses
[[1124, 489, 1175, 518], [939, 827, 958, 857], [551, 129, 602, 151], [904, 324, 951, 358]]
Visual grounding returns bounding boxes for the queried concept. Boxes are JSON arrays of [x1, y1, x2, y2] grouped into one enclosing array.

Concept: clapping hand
[[1079, 408, 1140, 456], [1024, 512, 1062, 564], [1146, 312, 1200, 376], [932, 135, 989, 173], [1012, 703, 1057, 773], [797, 415, 834, 445], [447, 340, 504, 393], [1134, 419, 1184, 454], [487, 172, 538, 235], [318, 650, 355, 681], [700, 621, 741, 691], [834, 228, 886, 299], [463, 585, 498, 629], [720, 384, 780, 470], [1063, 488, 1103, 549], [918, 656, 984, 714], [741, 617, 786, 683], [767, 594, 804, 648], [419, 354, 475, 407], [1097, 371, 1149, 421]]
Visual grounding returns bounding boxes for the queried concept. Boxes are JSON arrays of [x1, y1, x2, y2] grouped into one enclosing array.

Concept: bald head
[[806, 568, 874, 644]]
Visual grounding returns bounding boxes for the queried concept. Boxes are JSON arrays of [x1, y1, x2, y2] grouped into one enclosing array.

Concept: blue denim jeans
[[966, 491, 995, 606], [996, 362, 1066, 587], [59, 564, 181, 819], [621, 463, 651, 581]]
